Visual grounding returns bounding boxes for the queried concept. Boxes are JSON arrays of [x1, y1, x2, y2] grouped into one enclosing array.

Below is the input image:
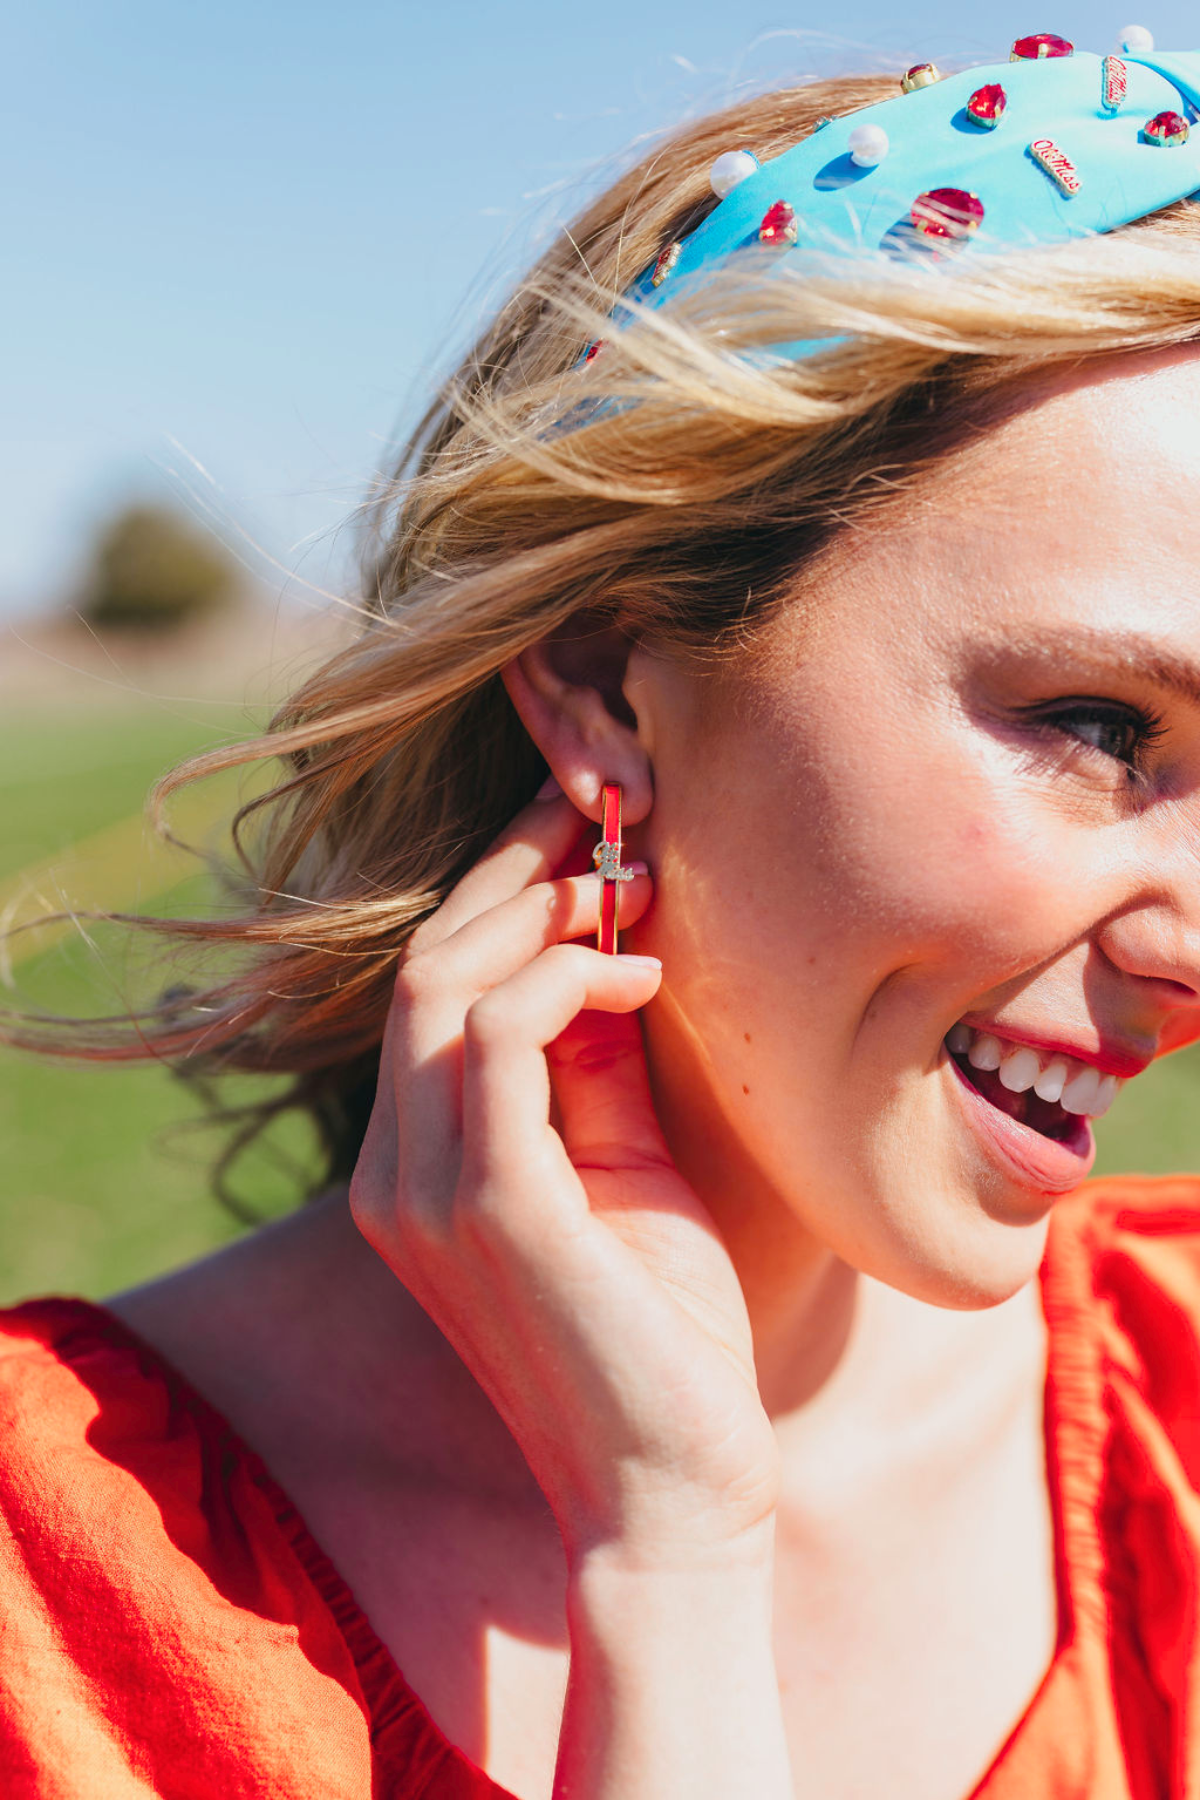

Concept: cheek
[[644, 676, 1100, 1020], [930, 809, 1081, 951]]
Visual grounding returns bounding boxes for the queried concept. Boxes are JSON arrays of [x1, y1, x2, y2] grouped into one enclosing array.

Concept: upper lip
[[956, 1016, 1155, 1082]]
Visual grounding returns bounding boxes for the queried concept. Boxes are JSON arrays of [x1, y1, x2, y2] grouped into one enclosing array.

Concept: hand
[[349, 789, 780, 1569]]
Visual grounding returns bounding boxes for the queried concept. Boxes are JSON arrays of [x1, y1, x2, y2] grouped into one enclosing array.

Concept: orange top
[[1, 1175, 1199, 1798]]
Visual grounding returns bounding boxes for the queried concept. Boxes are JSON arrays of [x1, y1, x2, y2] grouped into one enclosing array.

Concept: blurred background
[[5, 0, 1200, 1306]]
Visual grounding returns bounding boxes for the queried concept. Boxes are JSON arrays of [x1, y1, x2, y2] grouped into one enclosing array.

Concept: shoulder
[[1044, 1171, 1200, 1496], [0, 1297, 179, 1538], [0, 1294, 298, 1612], [1016, 1185, 1200, 1794], [1047, 1172, 1200, 1345], [0, 1298, 383, 1798]]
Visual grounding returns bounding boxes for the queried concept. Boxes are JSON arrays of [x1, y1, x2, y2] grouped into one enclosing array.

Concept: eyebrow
[[979, 628, 1200, 710]]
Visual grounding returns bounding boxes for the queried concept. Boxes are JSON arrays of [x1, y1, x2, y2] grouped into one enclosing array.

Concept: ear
[[500, 622, 653, 823]]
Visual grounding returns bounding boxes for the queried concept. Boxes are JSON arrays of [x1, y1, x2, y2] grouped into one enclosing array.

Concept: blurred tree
[[79, 504, 237, 632]]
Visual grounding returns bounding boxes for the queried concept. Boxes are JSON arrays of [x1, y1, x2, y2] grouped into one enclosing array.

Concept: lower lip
[[945, 1054, 1095, 1195]]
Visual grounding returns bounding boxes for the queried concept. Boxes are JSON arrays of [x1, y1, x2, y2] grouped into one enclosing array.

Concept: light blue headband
[[588, 30, 1200, 366]]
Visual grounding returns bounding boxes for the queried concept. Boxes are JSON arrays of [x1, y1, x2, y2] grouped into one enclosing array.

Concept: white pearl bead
[[1119, 24, 1155, 52], [848, 123, 889, 168], [709, 148, 760, 199]]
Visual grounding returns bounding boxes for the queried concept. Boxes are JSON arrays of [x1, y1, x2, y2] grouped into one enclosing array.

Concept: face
[[625, 346, 1200, 1310]]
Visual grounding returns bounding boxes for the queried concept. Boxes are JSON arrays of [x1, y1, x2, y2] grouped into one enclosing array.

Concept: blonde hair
[[10, 65, 1200, 1204]]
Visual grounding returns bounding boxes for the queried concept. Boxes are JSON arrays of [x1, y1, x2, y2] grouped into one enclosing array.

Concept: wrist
[[557, 1487, 778, 1577], [556, 1519, 792, 1797], [565, 1513, 777, 1590]]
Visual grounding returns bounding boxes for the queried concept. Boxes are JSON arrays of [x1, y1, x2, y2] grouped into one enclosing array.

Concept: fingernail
[[626, 860, 650, 876], [535, 775, 563, 801], [618, 954, 662, 969]]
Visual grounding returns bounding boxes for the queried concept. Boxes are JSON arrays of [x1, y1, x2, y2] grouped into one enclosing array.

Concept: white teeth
[[967, 1033, 1004, 1072], [1091, 1073, 1119, 1118], [1060, 1065, 1103, 1116], [950, 1021, 1128, 1119], [1033, 1058, 1069, 1103], [998, 1047, 1042, 1093]]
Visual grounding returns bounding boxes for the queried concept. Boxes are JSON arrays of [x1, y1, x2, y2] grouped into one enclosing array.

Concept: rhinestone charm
[[1029, 137, 1082, 193], [758, 200, 799, 246], [1011, 32, 1074, 59], [901, 63, 941, 93], [1142, 109, 1190, 146], [848, 123, 889, 166], [650, 240, 682, 286], [709, 148, 760, 198], [1100, 55, 1128, 115], [966, 83, 1007, 128], [910, 187, 985, 239], [592, 841, 636, 881], [1118, 24, 1154, 53]]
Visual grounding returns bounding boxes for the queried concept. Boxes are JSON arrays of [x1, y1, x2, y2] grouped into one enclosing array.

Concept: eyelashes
[[1024, 697, 1167, 776]]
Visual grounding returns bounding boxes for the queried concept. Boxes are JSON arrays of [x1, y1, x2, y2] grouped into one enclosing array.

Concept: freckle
[[743, 1032, 752, 1044], [807, 955, 816, 966], [742, 1084, 750, 1095]]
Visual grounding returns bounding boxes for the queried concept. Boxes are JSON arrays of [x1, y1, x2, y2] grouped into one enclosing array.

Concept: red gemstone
[[966, 83, 1007, 127], [584, 340, 604, 363], [1011, 33, 1074, 59], [901, 62, 941, 92], [758, 199, 798, 246], [1143, 109, 1190, 146], [910, 187, 985, 239]]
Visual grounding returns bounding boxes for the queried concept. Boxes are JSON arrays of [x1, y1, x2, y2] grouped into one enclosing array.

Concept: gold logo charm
[[651, 240, 682, 287], [1100, 55, 1128, 116], [593, 841, 635, 882], [1028, 138, 1082, 195]]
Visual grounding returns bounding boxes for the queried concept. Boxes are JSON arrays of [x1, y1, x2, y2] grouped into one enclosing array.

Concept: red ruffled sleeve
[[0, 1298, 513, 1799], [976, 1175, 1200, 1799]]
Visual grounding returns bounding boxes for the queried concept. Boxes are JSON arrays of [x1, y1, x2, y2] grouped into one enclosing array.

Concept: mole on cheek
[[742, 1084, 750, 1095], [743, 1032, 752, 1044], [960, 816, 995, 850]]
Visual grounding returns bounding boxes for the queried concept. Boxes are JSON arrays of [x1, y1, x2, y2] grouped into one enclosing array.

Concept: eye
[[1036, 699, 1166, 770]]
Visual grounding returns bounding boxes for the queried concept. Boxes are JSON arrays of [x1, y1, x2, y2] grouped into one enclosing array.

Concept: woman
[[4, 30, 1200, 1799]]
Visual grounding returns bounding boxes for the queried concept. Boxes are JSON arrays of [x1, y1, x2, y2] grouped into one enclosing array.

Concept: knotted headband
[[585, 32, 1200, 366]]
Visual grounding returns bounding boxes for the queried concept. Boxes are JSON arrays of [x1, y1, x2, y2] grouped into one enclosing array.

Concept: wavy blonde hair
[[10, 65, 1200, 1205]]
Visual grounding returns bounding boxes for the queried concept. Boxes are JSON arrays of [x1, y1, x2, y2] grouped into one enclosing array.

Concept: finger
[[546, 1009, 673, 1174], [413, 790, 592, 951], [421, 866, 651, 998], [387, 872, 651, 1213], [460, 946, 663, 1190]]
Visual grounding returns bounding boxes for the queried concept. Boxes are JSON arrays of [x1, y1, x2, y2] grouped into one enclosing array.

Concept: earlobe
[[501, 628, 654, 823]]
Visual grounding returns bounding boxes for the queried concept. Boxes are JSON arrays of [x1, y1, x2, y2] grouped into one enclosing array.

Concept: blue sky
[[5, 2, 1194, 621]]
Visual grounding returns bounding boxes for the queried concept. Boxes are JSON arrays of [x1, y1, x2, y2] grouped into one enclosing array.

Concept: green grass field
[[0, 705, 315, 1306], [3, 702, 1200, 1309]]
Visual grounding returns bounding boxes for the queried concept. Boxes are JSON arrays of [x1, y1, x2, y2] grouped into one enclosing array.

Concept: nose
[[1095, 817, 1200, 1006], [1098, 905, 1200, 1003]]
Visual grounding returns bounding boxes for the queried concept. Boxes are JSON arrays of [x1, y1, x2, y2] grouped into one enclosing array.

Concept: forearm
[[553, 1532, 793, 1799]]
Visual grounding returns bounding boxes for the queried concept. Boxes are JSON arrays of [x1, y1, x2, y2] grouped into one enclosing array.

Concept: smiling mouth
[[944, 1022, 1118, 1146]]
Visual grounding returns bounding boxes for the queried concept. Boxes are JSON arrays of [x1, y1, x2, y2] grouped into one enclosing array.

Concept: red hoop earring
[[592, 782, 635, 953]]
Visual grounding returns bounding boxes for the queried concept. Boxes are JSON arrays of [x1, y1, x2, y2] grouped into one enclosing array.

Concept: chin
[[831, 1062, 1089, 1311], [863, 1179, 1058, 1313]]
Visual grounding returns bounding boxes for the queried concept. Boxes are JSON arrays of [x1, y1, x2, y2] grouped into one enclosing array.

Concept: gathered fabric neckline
[[13, 1191, 1110, 1798]]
